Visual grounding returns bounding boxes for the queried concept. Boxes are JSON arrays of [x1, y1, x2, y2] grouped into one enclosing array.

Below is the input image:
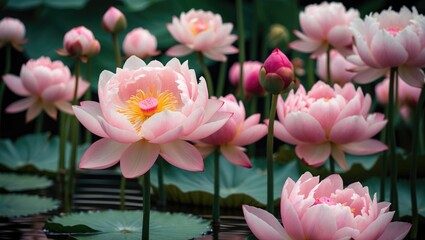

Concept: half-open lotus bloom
[[375, 76, 421, 123], [273, 81, 387, 170], [229, 61, 265, 98], [348, 6, 425, 87], [289, 2, 359, 57], [243, 172, 412, 240], [73, 56, 232, 178], [0, 17, 26, 51], [196, 94, 267, 168], [316, 49, 356, 85], [57, 26, 101, 63], [123, 28, 161, 59], [166, 9, 238, 62], [3, 56, 89, 122]]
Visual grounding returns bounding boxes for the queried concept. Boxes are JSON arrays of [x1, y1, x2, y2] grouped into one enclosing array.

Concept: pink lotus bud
[[57, 26, 101, 62], [261, 48, 294, 94], [0, 17, 26, 51], [229, 61, 265, 98], [122, 27, 160, 59], [102, 6, 127, 34]]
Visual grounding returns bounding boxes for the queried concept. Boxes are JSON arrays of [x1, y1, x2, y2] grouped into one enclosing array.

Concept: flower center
[[189, 18, 210, 35], [313, 196, 336, 206], [117, 86, 178, 133], [386, 26, 402, 36]]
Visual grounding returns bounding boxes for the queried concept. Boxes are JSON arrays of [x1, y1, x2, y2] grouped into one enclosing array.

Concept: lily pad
[[0, 133, 89, 173], [149, 156, 301, 207], [0, 194, 59, 217], [44, 210, 210, 240], [0, 172, 53, 191]]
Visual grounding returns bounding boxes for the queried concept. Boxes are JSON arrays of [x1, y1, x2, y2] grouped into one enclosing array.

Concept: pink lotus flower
[[196, 94, 267, 168], [0, 17, 26, 51], [57, 26, 100, 63], [243, 172, 412, 240], [3, 56, 89, 122], [261, 48, 294, 94], [316, 49, 356, 85], [348, 6, 425, 87], [229, 61, 265, 98], [289, 2, 359, 57], [273, 81, 387, 170], [123, 28, 161, 59], [73, 56, 232, 178], [375, 76, 421, 123], [166, 9, 238, 62], [102, 6, 127, 34]]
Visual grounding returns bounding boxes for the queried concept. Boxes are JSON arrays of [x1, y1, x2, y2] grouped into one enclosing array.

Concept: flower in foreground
[[348, 6, 425, 87], [3, 56, 89, 122], [316, 49, 356, 85], [273, 81, 387, 170], [260, 48, 294, 94], [123, 28, 160, 59], [289, 2, 359, 57], [196, 94, 267, 168], [102, 6, 127, 34], [243, 172, 412, 240], [166, 9, 238, 62], [0, 17, 26, 51], [73, 56, 231, 178], [229, 61, 265, 98]]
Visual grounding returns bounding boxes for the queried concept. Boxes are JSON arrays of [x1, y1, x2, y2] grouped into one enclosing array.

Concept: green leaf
[[44, 210, 210, 240], [0, 194, 59, 217], [149, 156, 301, 207], [5, 0, 88, 9], [6, 0, 42, 9], [121, 0, 165, 12], [0, 172, 53, 191]]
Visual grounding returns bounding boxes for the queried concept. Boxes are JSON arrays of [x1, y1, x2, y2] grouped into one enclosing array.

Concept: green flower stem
[[326, 45, 332, 86], [266, 94, 278, 214], [196, 52, 214, 97], [34, 112, 44, 133], [236, 0, 245, 100], [307, 58, 315, 89], [264, 93, 271, 119], [157, 157, 166, 207], [213, 148, 220, 224], [120, 176, 126, 210], [249, 0, 259, 60], [112, 33, 122, 68], [58, 112, 68, 210], [216, 61, 227, 98], [142, 170, 151, 240], [84, 59, 92, 144], [410, 85, 425, 240], [0, 44, 11, 131], [248, 96, 258, 157], [388, 67, 398, 219]]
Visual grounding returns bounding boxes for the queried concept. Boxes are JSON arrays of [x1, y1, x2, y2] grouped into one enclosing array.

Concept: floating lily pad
[[0, 133, 89, 173], [0, 172, 53, 191], [149, 156, 301, 207], [0, 194, 59, 217], [44, 210, 210, 240]]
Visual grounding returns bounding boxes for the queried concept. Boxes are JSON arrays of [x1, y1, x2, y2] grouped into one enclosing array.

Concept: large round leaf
[[0, 194, 59, 217], [149, 156, 301, 207], [0, 172, 53, 191], [44, 210, 210, 240]]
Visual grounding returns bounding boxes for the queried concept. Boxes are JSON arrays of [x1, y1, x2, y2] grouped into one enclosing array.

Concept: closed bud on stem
[[102, 7, 127, 34], [260, 48, 294, 94]]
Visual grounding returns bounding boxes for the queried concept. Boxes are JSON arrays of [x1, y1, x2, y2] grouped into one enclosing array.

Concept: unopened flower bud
[[268, 24, 290, 49], [260, 48, 294, 94], [102, 7, 127, 34]]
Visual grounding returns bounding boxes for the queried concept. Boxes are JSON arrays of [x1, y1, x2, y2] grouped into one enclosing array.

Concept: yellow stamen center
[[386, 26, 402, 36], [189, 18, 210, 36]]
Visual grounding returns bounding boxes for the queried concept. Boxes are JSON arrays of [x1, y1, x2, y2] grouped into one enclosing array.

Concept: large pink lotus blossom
[[289, 2, 359, 58], [166, 9, 238, 62], [196, 94, 267, 168], [123, 28, 160, 59], [0, 17, 26, 51], [348, 6, 425, 87], [229, 61, 265, 98], [316, 49, 356, 85], [57, 26, 100, 63], [243, 172, 411, 240], [273, 81, 387, 170], [73, 56, 232, 178], [3, 56, 89, 122], [375, 76, 421, 123], [102, 6, 127, 34]]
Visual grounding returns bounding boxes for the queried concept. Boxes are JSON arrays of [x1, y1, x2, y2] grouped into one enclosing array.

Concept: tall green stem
[[388, 67, 398, 218], [307, 58, 315, 90], [248, 96, 258, 157], [236, 0, 245, 100], [142, 170, 151, 240], [410, 85, 425, 239], [196, 52, 214, 97], [212, 148, 220, 224], [216, 62, 227, 98], [266, 94, 278, 214], [112, 33, 122, 68], [157, 157, 166, 207], [34, 112, 44, 133], [84, 59, 92, 144], [0, 44, 11, 131], [58, 112, 68, 210], [326, 45, 332, 85]]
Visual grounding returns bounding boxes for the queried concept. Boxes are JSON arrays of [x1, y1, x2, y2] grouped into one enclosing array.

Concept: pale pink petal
[[142, 110, 185, 143], [166, 44, 193, 57], [231, 124, 267, 146], [295, 142, 331, 167], [184, 112, 232, 140], [202, 50, 226, 62], [220, 145, 252, 168], [5, 97, 35, 113], [300, 13, 324, 40], [301, 204, 337, 239], [352, 68, 387, 84], [356, 211, 394, 240], [55, 101, 74, 115], [122, 55, 147, 70], [314, 174, 343, 197], [333, 227, 359, 240], [25, 102, 42, 122], [43, 103, 57, 120], [242, 205, 289, 240], [341, 139, 387, 155], [370, 31, 408, 67], [272, 120, 300, 145], [181, 108, 204, 135], [308, 99, 341, 133], [3, 74, 29, 96], [328, 26, 352, 48], [193, 30, 215, 50], [336, 95, 361, 121], [72, 102, 109, 138], [331, 145, 348, 171], [377, 222, 411, 240], [281, 198, 305, 239], [160, 140, 204, 171], [99, 118, 141, 143], [289, 39, 322, 53], [195, 144, 215, 158], [398, 66, 425, 88], [329, 116, 368, 143], [353, 35, 381, 68], [120, 141, 160, 178], [284, 112, 326, 143], [79, 138, 128, 169], [243, 114, 261, 128], [42, 84, 66, 102]]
